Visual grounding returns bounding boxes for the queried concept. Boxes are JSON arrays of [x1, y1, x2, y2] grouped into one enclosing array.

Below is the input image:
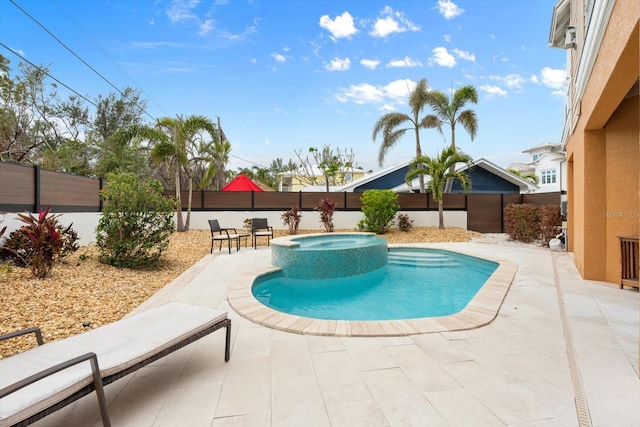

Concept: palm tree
[[113, 115, 217, 231], [372, 78, 441, 193], [423, 85, 478, 193], [508, 168, 540, 185], [405, 146, 473, 229]]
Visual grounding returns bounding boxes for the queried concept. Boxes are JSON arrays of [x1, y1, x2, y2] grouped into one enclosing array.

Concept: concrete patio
[[33, 240, 639, 427]]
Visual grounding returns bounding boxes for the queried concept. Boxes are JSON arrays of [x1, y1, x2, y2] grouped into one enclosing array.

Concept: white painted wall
[[2, 210, 468, 244]]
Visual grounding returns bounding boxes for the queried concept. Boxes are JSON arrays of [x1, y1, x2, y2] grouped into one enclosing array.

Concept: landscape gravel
[[1, 226, 492, 358]]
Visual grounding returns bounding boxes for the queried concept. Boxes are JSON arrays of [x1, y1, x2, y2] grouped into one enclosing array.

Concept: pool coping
[[227, 244, 519, 337]]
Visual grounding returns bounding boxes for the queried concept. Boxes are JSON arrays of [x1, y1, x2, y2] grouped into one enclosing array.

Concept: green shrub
[[358, 190, 399, 234], [396, 213, 414, 232], [504, 203, 540, 243], [282, 205, 303, 235], [0, 208, 77, 278], [96, 173, 176, 269], [316, 198, 336, 232], [539, 204, 563, 245]]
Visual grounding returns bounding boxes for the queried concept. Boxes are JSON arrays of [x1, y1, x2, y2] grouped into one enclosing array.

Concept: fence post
[[500, 193, 504, 233], [33, 165, 41, 213]]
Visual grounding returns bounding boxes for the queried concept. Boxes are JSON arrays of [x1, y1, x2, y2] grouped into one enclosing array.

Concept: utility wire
[[8, 0, 159, 123], [0, 42, 100, 110], [51, 0, 170, 118]]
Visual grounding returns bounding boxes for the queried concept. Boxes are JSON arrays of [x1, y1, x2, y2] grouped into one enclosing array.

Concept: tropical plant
[[281, 205, 303, 235], [0, 208, 78, 278], [112, 115, 217, 231], [316, 198, 336, 232], [95, 172, 176, 269], [396, 213, 414, 232], [372, 78, 439, 193], [405, 147, 473, 229], [422, 85, 478, 192], [293, 145, 358, 191], [358, 190, 400, 234], [504, 203, 540, 243], [509, 168, 540, 185]]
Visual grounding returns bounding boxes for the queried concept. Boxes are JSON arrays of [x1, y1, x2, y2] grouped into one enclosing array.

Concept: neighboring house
[[549, 0, 639, 285], [507, 142, 566, 193], [278, 166, 367, 192], [337, 158, 537, 194]]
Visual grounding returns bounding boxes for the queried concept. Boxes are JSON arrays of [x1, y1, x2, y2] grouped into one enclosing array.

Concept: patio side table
[[617, 235, 639, 289]]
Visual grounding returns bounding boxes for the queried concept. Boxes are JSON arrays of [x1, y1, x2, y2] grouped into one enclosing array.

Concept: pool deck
[[34, 240, 639, 427]]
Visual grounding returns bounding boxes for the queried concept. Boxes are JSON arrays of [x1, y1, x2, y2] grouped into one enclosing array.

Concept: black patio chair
[[208, 219, 248, 254], [251, 218, 274, 249]]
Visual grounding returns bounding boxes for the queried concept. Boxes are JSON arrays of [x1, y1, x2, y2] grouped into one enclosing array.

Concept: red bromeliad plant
[[13, 208, 65, 278], [315, 198, 336, 232], [281, 205, 303, 235]]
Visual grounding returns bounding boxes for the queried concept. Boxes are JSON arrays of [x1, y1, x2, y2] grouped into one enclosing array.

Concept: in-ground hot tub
[[270, 233, 387, 279]]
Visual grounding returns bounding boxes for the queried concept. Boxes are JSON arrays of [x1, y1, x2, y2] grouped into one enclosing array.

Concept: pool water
[[252, 248, 498, 320]]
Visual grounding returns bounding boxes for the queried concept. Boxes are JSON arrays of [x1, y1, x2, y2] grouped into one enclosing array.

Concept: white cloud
[[370, 6, 420, 38], [166, 0, 198, 23], [436, 0, 464, 19], [319, 11, 358, 40], [443, 34, 452, 43], [386, 56, 423, 68], [539, 67, 567, 89], [452, 48, 475, 62], [360, 59, 380, 69], [325, 57, 351, 71], [199, 19, 214, 36], [334, 78, 416, 106], [503, 74, 525, 89], [272, 53, 287, 63], [430, 47, 456, 67], [335, 83, 385, 104], [479, 85, 508, 98]]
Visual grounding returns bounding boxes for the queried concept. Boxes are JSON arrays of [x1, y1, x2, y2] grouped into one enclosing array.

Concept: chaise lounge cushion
[[0, 303, 227, 427]]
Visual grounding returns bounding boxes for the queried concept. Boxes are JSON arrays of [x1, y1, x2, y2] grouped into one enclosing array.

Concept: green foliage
[[315, 198, 336, 232], [504, 204, 541, 243], [539, 205, 563, 245], [96, 172, 176, 269], [358, 190, 400, 234], [396, 213, 414, 232], [0, 208, 77, 278], [282, 205, 303, 235]]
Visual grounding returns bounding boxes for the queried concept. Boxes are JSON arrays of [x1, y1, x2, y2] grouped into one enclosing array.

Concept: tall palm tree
[[423, 85, 478, 193], [113, 115, 217, 231], [405, 146, 473, 229], [372, 78, 441, 193]]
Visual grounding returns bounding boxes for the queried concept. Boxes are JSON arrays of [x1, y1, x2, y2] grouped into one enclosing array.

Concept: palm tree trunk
[[438, 201, 445, 230], [444, 127, 456, 193], [185, 177, 192, 231], [175, 169, 185, 232]]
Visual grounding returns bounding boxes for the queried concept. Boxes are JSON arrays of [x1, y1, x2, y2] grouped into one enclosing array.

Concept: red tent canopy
[[221, 173, 263, 192]]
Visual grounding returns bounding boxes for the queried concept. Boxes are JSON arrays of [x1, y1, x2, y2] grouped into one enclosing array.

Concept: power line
[[7, 0, 159, 123], [0, 42, 99, 110], [51, 0, 170, 118]]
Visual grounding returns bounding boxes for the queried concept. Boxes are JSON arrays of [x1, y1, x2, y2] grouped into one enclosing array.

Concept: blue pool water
[[253, 248, 498, 320]]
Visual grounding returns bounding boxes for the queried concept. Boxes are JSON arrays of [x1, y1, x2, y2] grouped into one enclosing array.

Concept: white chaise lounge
[[0, 303, 231, 427]]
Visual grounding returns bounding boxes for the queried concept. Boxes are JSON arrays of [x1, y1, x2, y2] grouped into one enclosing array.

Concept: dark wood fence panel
[[345, 193, 362, 210], [467, 194, 503, 233], [40, 170, 101, 211], [503, 194, 522, 211], [523, 192, 561, 205], [254, 192, 300, 209], [300, 192, 346, 209], [441, 194, 467, 210], [203, 191, 253, 209], [0, 163, 34, 211], [397, 193, 427, 209]]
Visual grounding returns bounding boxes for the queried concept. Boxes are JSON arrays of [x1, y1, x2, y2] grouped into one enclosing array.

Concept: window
[[541, 169, 556, 184], [532, 154, 539, 161]]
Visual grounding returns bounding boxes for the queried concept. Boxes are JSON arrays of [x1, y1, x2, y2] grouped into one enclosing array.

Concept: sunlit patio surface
[[34, 239, 639, 427]]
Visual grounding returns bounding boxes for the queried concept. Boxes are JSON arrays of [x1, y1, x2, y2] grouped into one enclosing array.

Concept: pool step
[[387, 251, 462, 268]]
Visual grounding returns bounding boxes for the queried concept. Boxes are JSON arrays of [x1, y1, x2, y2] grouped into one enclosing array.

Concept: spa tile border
[[227, 245, 518, 337]]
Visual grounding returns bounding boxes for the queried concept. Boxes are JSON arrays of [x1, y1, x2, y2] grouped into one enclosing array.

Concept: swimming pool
[[253, 248, 498, 320]]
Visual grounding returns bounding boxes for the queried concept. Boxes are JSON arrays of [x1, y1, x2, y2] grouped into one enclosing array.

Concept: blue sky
[[1, 0, 567, 173]]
